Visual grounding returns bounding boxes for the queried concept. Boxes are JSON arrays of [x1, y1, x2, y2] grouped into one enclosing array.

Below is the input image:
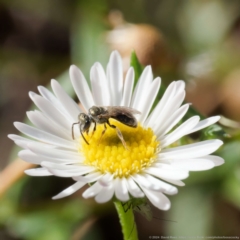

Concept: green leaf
[[183, 105, 228, 140], [203, 124, 229, 139], [71, 7, 109, 83], [130, 51, 143, 88]]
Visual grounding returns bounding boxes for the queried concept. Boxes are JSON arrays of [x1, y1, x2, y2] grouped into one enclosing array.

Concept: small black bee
[[72, 106, 141, 148]]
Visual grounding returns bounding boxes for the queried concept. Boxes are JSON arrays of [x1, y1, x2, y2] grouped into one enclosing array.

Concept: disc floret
[[81, 120, 159, 178]]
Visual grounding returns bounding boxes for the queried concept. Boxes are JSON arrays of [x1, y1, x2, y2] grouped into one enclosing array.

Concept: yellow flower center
[[80, 120, 159, 178]]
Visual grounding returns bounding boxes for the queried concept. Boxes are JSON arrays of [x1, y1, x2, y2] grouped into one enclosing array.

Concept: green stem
[[114, 201, 138, 240]]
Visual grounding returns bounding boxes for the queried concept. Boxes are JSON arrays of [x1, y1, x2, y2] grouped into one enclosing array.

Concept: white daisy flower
[[9, 51, 224, 211]]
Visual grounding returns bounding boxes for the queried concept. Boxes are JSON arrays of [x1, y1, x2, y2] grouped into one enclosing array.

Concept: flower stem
[[114, 200, 138, 240]]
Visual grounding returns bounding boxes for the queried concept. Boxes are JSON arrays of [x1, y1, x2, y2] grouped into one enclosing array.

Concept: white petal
[[156, 104, 190, 137], [131, 66, 153, 110], [152, 89, 185, 132], [142, 187, 171, 211], [159, 140, 223, 160], [41, 161, 84, 170], [98, 173, 114, 187], [95, 183, 115, 203], [51, 79, 82, 121], [158, 178, 185, 187], [26, 111, 71, 140], [52, 181, 86, 199], [47, 167, 95, 178], [90, 63, 111, 106], [73, 171, 102, 182], [185, 116, 221, 135], [40, 161, 96, 177], [126, 177, 144, 198], [25, 168, 53, 176], [82, 182, 103, 198], [37, 86, 66, 114], [19, 150, 71, 164], [132, 174, 161, 191], [160, 116, 200, 148], [138, 77, 161, 123], [96, 63, 111, 105], [14, 122, 76, 150], [170, 155, 224, 170], [121, 67, 134, 107], [69, 65, 94, 111], [26, 143, 81, 161], [18, 150, 78, 164], [170, 159, 215, 171], [175, 80, 185, 93], [114, 178, 129, 202], [108, 51, 123, 105], [145, 81, 177, 127], [14, 139, 43, 150], [30, 93, 72, 130], [206, 155, 224, 166], [106, 63, 111, 104], [8, 134, 56, 149], [8, 134, 30, 143], [145, 165, 189, 180], [142, 174, 178, 195]]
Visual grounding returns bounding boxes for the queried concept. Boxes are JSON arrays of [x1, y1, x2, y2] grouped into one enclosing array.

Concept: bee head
[[89, 106, 101, 116], [78, 113, 90, 124], [78, 113, 91, 132]]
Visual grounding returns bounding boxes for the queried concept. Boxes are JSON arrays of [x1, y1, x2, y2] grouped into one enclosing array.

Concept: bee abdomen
[[114, 114, 137, 128]]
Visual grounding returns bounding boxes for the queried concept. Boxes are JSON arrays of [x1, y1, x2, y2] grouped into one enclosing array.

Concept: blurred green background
[[0, 0, 240, 239]]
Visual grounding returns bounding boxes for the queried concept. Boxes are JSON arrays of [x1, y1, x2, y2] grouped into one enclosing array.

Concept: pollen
[[79, 120, 159, 178]]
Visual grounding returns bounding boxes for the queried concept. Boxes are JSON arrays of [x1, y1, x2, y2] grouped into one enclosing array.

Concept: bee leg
[[91, 120, 97, 138], [80, 131, 89, 145], [71, 122, 79, 140], [79, 125, 89, 145], [98, 123, 107, 145], [116, 128, 129, 150], [107, 120, 128, 150]]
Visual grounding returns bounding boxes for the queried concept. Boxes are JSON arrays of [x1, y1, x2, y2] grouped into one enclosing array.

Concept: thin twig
[[0, 158, 35, 197]]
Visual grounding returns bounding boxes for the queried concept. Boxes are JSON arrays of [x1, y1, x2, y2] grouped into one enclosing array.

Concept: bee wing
[[104, 106, 141, 118]]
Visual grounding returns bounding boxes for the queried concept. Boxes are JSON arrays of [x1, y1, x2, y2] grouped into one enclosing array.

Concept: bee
[[71, 106, 141, 148]]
